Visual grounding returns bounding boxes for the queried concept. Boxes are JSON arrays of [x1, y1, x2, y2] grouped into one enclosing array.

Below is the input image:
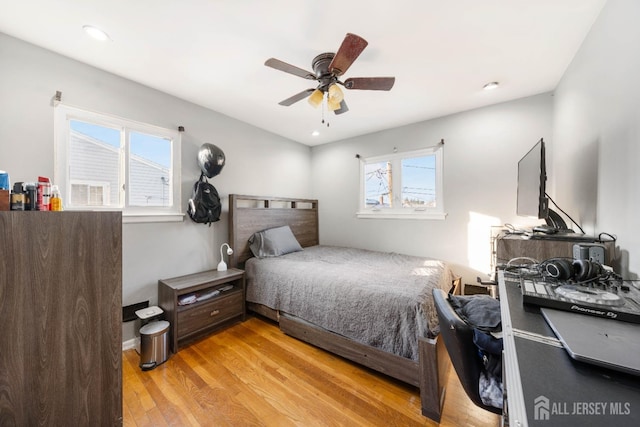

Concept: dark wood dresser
[[0, 211, 122, 425]]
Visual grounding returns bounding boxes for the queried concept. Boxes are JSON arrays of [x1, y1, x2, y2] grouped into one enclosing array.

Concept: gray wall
[[552, 0, 640, 278], [0, 33, 312, 342], [311, 93, 553, 283]]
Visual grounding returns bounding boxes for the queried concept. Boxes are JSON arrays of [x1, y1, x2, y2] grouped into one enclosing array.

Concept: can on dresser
[[25, 183, 37, 210], [37, 176, 51, 211]]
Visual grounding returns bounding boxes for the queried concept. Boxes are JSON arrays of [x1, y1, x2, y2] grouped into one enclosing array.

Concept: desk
[[499, 270, 640, 427]]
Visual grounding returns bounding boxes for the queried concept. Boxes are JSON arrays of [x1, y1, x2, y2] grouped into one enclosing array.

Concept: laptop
[[541, 308, 640, 376]]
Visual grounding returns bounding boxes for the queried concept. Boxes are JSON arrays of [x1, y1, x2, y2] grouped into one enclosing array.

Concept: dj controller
[[519, 275, 640, 324]]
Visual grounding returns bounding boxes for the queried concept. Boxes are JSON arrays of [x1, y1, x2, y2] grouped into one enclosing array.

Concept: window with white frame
[[54, 104, 182, 222], [357, 146, 445, 219]]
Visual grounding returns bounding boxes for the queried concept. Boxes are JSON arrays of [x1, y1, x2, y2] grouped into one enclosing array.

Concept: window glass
[[401, 155, 436, 208], [69, 120, 121, 208], [358, 146, 445, 220], [129, 131, 172, 207], [364, 161, 393, 208], [55, 104, 182, 222]]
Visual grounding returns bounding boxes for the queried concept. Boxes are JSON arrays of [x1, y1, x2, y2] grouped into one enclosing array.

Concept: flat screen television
[[517, 138, 549, 219], [516, 138, 569, 230]]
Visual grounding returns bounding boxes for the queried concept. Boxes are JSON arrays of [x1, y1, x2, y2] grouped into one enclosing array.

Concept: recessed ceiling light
[[83, 25, 111, 41], [483, 81, 499, 91], [311, 130, 320, 137]]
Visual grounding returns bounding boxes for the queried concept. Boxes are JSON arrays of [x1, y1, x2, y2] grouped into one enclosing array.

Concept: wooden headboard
[[229, 194, 319, 268]]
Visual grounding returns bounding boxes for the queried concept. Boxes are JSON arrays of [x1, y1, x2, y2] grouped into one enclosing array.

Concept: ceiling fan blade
[[278, 88, 315, 106], [333, 100, 349, 115], [265, 58, 315, 80], [343, 77, 395, 91], [329, 33, 368, 76]]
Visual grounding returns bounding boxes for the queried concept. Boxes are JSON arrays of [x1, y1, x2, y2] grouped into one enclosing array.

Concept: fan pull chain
[[321, 92, 330, 127]]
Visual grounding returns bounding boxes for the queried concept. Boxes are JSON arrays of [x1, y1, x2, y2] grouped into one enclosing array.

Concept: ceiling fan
[[265, 33, 395, 115]]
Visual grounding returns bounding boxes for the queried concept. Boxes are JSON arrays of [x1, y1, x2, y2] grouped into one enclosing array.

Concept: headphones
[[544, 258, 604, 282]]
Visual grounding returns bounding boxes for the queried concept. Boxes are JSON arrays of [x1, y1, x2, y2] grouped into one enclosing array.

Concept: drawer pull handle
[[210, 309, 220, 317]]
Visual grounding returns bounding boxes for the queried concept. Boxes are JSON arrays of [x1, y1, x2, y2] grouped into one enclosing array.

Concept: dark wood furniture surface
[[0, 211, 122, 426], [495, 232, 616, 267], [158, 268, 246, 353], [499, 270, 640, 426], [229, 194, 451, 423]]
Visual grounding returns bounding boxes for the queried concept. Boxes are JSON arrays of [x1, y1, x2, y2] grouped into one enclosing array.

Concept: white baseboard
[[122, 337, 139, 352]]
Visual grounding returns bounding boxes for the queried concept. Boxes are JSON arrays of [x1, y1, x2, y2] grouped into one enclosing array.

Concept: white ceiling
[[0, 0, 606, 146]]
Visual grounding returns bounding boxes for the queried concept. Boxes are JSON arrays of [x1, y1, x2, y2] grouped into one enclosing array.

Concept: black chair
[[432, 288, 502, 414]]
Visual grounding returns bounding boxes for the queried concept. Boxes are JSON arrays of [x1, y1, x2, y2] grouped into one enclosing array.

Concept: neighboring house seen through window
[[54, 104, 182, 222], [357, 146, 445, 220]]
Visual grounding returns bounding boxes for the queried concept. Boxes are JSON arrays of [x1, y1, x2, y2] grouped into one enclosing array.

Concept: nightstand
[[158, 268, 245, 353]]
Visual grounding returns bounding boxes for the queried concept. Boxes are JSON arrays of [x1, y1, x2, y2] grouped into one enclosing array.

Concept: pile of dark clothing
[[449, 294, 503, 408]]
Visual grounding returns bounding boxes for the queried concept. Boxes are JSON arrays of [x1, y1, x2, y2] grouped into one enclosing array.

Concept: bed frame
[[229, 194, 451, 422]]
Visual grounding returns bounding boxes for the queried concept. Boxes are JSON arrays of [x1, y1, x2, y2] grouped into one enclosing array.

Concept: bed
[[229, 194, 458, 422]]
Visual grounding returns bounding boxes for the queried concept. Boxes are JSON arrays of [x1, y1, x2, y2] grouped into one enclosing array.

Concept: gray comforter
[[245, 245, 455, 361]]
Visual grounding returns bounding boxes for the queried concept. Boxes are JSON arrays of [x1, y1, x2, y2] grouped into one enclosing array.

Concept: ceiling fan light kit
[[328, 84, 344, 103], [308, 89, 324, 108], [265, 33, 395, 115], [327, 100, 340, 111]]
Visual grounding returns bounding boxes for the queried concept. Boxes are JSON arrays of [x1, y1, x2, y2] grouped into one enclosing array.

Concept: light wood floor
[[123, 316, 500, 427]]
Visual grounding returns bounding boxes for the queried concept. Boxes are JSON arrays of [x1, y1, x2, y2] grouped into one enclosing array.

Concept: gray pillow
[[248, 225, 303, 258]]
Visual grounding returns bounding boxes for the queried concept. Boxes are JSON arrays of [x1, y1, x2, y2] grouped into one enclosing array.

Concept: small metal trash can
[[139, 320, 170, 371]]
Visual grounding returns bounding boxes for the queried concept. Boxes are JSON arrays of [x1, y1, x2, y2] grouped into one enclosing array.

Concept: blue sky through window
[[365, 155, 435, 208], [70, 120, 171, 168], [402, 155, 435, 204]]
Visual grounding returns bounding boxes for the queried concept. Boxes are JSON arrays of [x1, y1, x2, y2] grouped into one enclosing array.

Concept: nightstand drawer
[[177, 292, 243, 337]]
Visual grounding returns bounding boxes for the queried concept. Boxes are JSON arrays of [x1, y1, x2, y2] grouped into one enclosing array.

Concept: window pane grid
[[70, 184, 87, 206], [359, 146, 444, 219], [55, 104, 181, 220], [88, 185, 104, 206], [70, 182, 108, 206]]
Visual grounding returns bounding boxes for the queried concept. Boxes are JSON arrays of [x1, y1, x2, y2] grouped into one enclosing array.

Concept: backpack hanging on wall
[[187, 173, 221, 226]]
